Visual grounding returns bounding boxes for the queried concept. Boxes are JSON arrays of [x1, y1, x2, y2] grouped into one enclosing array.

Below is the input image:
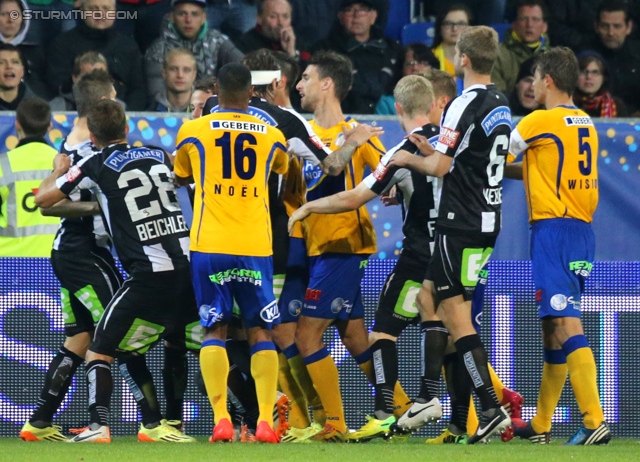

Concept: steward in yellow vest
[[0, 97, 58, 257]]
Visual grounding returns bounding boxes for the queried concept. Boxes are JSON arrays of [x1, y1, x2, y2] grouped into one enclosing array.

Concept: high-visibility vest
[[0, 139, 60, 257]]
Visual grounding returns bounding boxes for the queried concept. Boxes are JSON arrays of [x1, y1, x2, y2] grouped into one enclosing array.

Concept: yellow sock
[[278, 352, 310, 428], [305, 350, 346, 433], [488, 363, 504, 403], [288, 354, 325, 425], [531, 362, 568, 433], [566, 347, 604, 430], [358, 359, 374, 383], [393, 381, 412, 418], [467, 396, 478, 435], [200, 341, 230, 424], [251, 348, 279, 427]]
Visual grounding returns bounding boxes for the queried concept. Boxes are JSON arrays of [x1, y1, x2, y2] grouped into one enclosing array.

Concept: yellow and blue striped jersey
[[509, 106, 599, 224]]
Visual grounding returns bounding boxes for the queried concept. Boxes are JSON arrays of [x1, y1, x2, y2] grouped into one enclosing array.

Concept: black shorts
[[91, 269, 201, 357], [51, 247, 122, 337], [426, 232, 496, 302], [372, 254, 428, 338]]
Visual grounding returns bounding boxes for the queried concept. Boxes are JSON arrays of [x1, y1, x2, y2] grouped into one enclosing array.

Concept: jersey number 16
[[216, 132, 258, 180]]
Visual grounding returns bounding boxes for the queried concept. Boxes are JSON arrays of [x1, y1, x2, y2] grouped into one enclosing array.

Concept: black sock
[[30, 346, 83, 425], [371, 339, 398, 418], [226, 339, 251, 376], [226, 362, 259, 429], [454, 334, 499, 413], [444, 352, 471, 433], [418, 321, 448, 402], [162, 345, 189, 422], [118, 354, 162, 427], [86, 359, 113, 426]]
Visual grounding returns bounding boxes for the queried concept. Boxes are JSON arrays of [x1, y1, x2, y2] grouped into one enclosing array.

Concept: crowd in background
[[0, 0, 638, 118]]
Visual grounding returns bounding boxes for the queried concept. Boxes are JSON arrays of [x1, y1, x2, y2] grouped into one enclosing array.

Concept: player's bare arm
[[504, 161, 523, 180], [173, 174, 193, 187], [288, 181, 377, 235], [388, 148, 452, 178], [321, 124, 384, 176], [35, 154, 71, 208], [40, 198, 100, 218]]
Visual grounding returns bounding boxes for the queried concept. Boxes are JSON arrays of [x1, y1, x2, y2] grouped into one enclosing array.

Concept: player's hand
[[380, 184, 399, 206], [406, 133, 435, 157], [280, 26, 297, 57], [288, 206, 310, 235], [387, 150, 413, 168], [53, 153, 71, 173], [343, 123, 384, 147]]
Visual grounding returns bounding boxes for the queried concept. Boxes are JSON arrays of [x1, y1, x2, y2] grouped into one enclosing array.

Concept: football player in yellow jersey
[[174, 63, 289, 444], [505, 47, 611, 445], [290, 51, 386, 441]]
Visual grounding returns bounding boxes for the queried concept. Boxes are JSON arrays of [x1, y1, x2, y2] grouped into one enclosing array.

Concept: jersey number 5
[[578, 128, 592, 176], [216, 132, 257, 180]]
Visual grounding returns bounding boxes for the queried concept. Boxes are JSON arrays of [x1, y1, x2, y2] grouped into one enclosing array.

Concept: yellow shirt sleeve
[[174, 123, 193, 179]]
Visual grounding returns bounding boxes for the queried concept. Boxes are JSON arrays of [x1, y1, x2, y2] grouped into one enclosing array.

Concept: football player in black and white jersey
[[389, 26, 512, 444], [201, 49, 383, 439], [36, 100, 199, 444], [288, 74, 440, 442], [20, 71, 124, 443]]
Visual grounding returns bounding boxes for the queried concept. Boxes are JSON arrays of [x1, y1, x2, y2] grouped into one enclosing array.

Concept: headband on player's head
[[251, 70, 282, 85]]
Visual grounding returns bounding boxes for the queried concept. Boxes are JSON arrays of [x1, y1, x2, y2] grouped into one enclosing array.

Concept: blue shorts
[[278, 237, 309, 323], [302, 253, 369, 321], [531, 219, 594, 319], [471, 263, 488, 332], [191, 252, 280, 329]]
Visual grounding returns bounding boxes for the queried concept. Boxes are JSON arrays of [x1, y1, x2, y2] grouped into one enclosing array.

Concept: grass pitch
[[2, 437, 639, 462]]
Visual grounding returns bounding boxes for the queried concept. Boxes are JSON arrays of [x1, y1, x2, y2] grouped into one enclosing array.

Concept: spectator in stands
[[149, 48, 197, 112], [145, 0, 244, 100], [0, 0, 49, 98], [507, 56, 540, 116], [420, 0, 505, 29], [313, 0, 400, 114], [116, 0, 172, 53], [206, 0, 257, 42], [289, 0, 389, 46], [23, 0, 75, 46], [375, 42, 439, 115], [46, 0, 147, 110], [190, 75, 216, 118], [49, 52, 115, 111], [0, 43, 35, 110], [491, 0, 550, 94], [234, 0, 307, 60], [431, 3, 473, 77], [573, 50, 628, 118], [585, 1, 640, 115], [546, 0, 600, 51]]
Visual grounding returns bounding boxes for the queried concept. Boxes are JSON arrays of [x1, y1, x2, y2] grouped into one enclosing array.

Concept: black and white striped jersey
[[52, 137, 110, 252], [363, 124, 441, 266], [56, 143, 190, 274], [434, 84, 511, 236]]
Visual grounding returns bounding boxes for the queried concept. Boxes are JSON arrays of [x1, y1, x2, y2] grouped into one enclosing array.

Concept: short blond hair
[[457, 26, 499, 75], [393, 74, 434, 118], [163, 48, 197, 70]]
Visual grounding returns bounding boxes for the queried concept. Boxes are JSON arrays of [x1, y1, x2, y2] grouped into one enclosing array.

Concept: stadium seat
[[401, 22, 436, 47], [491, 23, 511, 42]]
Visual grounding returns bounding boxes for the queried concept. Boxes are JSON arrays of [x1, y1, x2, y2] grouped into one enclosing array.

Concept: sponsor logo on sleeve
[[438, 127, 460, 148], [372, 161, 388, 180], [65, 165, 82, 182], [309, 134, 325, 150]]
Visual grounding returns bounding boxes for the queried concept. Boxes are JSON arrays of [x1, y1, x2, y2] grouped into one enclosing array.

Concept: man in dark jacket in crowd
[[45, 0, 148, 110], [312, 0, 399, 114]]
